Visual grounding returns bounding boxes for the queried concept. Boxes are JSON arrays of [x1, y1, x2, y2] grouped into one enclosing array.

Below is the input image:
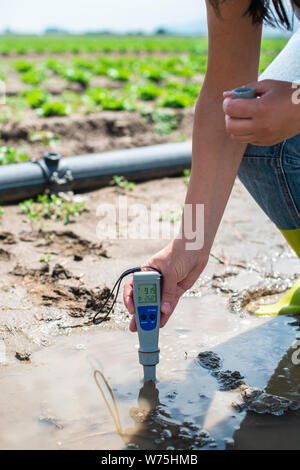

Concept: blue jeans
[[238, 28, 300, 231], [238, 135, 300, 230]]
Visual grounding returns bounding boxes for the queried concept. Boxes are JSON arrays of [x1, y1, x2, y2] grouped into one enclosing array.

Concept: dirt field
[[0, 172, 298, 363], [1, 172, 300, 450]]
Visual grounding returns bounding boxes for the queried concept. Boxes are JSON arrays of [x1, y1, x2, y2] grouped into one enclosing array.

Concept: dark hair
[[209, 0, 300, 30]]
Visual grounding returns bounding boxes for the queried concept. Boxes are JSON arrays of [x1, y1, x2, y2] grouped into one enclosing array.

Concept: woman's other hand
[[223, 80, 300, 145]]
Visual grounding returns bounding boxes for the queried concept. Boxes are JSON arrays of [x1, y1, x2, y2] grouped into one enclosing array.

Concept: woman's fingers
[[124, 276, 137, 331], [123, 276, 134, 315], [160, 284, 184, 328], [160, 269, 178, 316], [230, 134, 254, 143], [223, 96, 257, 119], [129, 315, 137, 332], [225, 114, 253, 135]]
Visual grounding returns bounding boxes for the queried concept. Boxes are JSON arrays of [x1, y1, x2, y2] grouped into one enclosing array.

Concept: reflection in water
[[94, 313, 300, 450], [0, 296, 299, 450], [94, 370, 123, 436], [94, 370, 212, 450], [230, 316, 300, 450]]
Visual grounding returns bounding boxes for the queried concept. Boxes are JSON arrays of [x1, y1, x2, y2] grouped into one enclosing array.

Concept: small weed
[[19, 194, 87, 228], [183, 168, 191, 185], [40, 253, 52, 264], [112, 175, 136, 191], [159, 209, 182, 224], [29, 131, 60, 147], [142, 110, 181, 135]]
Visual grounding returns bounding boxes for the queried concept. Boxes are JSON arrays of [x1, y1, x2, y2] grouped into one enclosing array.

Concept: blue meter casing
[[133, 271, 161, 382]]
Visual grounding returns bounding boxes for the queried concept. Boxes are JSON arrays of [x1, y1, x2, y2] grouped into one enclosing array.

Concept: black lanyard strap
[[93, 266, 161, 325]]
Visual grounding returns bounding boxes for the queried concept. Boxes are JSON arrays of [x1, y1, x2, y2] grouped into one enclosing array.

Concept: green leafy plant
[[107, 67, 130, 81], [0, 206, 4, 217], [21, 69, 47, 85], [64, 68, 91, 86], [86, 87, 109, 104], [101, 95, 133, 111], [19, 194, 87, 227], [140, 65, 165, 82], [45, 57, 65, 74], [0, 146, 30, 165], [73, 57, 94, 70], [86, 88, 134, 111], [160, 92, 194, 109], [24, 88, 49, 108], [14, 59, 33, 72], [136, 83, 161, 101], [38, 101, 70, 117]]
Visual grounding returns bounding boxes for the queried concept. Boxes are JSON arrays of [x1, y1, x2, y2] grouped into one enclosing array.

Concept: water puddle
[[0, 295, 299, 450]]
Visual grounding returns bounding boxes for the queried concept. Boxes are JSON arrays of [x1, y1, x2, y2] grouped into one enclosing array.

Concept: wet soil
[[0, 176, 299, 449], [19, 229, 108, 260], [234, 385, 300, 416]]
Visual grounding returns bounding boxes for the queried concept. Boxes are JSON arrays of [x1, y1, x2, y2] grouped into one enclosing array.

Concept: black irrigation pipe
[[0, 141, 192, 204]]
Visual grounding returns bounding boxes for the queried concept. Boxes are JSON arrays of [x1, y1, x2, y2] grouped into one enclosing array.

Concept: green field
[[0, 34, 289, 168], [0, 35, 288, 119]]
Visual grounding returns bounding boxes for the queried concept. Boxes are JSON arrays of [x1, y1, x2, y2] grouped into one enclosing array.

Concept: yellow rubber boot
[[254, 229, 300, 316]]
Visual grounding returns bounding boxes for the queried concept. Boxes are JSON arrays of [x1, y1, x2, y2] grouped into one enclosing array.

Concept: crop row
[[0, 38, 285, 121], [0, 35, 287, 56]]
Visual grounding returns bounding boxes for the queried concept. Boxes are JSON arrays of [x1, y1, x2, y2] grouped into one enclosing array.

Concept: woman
[[124, 0, 300, 329]]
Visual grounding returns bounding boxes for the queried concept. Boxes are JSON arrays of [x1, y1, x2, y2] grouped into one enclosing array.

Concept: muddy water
[[0, 293, 299, 450]]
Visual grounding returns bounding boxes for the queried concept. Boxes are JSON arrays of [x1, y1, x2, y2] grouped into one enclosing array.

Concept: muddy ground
[[0, 168, 300, 450], [0, 174, 298, 362]]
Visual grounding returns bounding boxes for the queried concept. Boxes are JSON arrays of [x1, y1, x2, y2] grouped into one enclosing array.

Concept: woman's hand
[[223, 80, 300, 146], [123, 238, 208, 332]]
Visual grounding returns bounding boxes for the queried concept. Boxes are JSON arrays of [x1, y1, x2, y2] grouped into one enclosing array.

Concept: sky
[[0, 0, 298, 35], [0, 0, 207, 34]]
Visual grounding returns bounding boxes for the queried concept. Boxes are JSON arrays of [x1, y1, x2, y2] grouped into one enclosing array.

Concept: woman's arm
[[186, 0, 262, 254], [124, 0, 262, 331]]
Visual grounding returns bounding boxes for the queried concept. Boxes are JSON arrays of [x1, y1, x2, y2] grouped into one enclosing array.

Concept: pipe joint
[[36, 153, 73, 187]]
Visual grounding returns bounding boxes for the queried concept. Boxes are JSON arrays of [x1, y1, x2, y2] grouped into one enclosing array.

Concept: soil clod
[[0, 232, 17, 245], [15, 350, 31, 362], [198, 351, 222, 370], [212, 370, 245, 391], [19, 230, 107, 259], [0, 248, 12, 261], [198, 351, 245, 390], [51, 263, 74, 280], [234, 385, 300, 416]]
